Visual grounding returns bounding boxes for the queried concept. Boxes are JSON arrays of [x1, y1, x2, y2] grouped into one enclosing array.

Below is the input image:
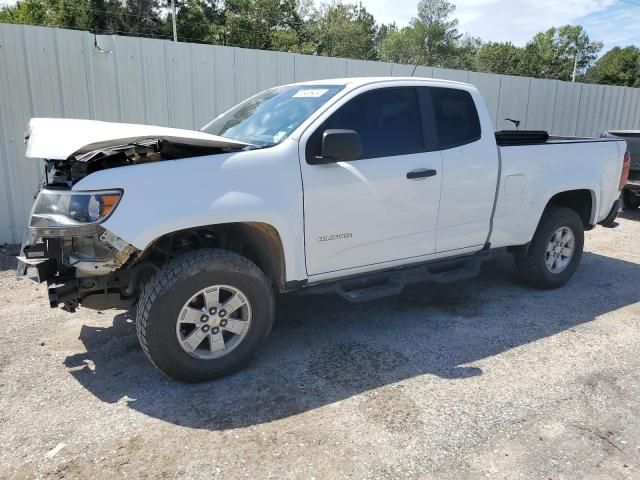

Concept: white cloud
[[453, 0, 617, 45], [362, 0, 638, 49]]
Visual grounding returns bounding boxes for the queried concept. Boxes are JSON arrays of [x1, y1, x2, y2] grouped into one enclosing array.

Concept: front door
[[299, 86, 443, 276]]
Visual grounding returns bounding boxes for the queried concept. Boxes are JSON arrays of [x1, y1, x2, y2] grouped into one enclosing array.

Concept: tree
[[476, 41, 523, 75], [520, 25, 602, 81], [584, 46, 640, 87], [379, 0, 462, 67], [414, 0, 460, 65], [216, 0, 307, 51], [0, 0, 49, 25], [310, 2, 379, 60], [0, 0, 166, 36], [167, 0, 221, 43], [378, 25, 423, 64]]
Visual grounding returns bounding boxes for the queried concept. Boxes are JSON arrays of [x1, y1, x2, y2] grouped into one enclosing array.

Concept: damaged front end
[[18, 229, 141, 311], [18, 118, 249, 311]]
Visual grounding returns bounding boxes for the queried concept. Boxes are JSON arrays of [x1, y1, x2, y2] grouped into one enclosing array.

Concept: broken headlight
[[29, 189, 123, 236]]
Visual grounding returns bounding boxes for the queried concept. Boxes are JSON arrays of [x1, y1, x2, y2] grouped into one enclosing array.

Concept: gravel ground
[[1, 211, 640, 479]]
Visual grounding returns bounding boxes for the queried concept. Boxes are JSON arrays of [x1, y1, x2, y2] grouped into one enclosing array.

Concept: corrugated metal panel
[[413, 65, 434, 78], [468, 71, 501, 129], [630, 88, 640, 129], [525, 78, 557, 130], [346, 59, 392, 77], [432, 67, 469, 83], [292, 54, 347, 82], [552, 81, 581, 136], [597, 85, 626, 132], [496, 75, 531, 131], [1, 23, 639, 244], [390, 63, 415, 76], [575, 83, 605, 137], [618, 87, 637, 128], [0, 24, 90, 243]]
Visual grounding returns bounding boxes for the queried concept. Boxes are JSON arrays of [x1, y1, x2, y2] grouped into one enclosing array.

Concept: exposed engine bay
[[48, 140, 231, 184]]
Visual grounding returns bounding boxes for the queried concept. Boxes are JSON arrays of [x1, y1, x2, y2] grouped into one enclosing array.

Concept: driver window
[[306, 87, 424, 162]]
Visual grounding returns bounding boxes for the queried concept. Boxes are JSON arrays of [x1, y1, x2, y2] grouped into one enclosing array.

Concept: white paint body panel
[[296, 80, 444, 276], [60, 77, 623, 285], [435, 87, 499, 252], [75, 140, 308, 281], [490, 139, 626, 248]]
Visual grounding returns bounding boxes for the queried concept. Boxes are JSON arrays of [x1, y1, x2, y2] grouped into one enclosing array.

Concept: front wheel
[[136, 249, 274, 382], [514, 206, 584, 289]]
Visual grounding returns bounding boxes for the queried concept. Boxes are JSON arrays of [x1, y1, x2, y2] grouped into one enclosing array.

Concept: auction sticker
[[293, 89, 329, 98]]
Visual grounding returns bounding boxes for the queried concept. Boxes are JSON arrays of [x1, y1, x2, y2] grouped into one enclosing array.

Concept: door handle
[[406, 169, 437, 180]]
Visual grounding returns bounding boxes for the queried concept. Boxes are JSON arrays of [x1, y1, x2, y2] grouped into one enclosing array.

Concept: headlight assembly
[[29, 189, 123, 236]]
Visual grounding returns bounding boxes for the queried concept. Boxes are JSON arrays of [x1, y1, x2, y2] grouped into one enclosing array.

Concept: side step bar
[[306, 255, 484, 303]]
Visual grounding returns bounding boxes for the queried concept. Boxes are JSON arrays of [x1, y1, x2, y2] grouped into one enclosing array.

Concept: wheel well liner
[[138, 222, 286, 291], [546, 189, 595, 228]]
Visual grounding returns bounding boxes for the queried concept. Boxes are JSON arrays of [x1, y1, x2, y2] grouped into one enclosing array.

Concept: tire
[[623, 190, 640, 210], [136, 249, 274, 382], [514, 206, 584, 290]]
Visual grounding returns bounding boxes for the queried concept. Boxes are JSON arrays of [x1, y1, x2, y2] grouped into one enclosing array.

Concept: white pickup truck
[[18, 77, 628, 382]]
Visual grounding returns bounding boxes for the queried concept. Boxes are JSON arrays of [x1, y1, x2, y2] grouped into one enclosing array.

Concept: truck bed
[[490, 136, 626, 250]]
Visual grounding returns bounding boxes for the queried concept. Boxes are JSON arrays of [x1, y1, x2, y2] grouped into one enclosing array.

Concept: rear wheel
[[623, 190, 640, 210], [514, 206, 584, 289], [136, 249, 274, 382]]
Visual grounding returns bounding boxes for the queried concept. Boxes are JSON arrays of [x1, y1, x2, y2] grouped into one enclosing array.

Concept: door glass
[[307, 87, 424, 161], [430, 87, 481, 150]]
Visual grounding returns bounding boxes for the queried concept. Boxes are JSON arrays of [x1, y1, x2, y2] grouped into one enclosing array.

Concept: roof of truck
[[291, 76, 472, 90]]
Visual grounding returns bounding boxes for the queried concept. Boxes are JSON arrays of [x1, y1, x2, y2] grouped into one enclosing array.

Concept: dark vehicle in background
[[602, 131, 640, 210]]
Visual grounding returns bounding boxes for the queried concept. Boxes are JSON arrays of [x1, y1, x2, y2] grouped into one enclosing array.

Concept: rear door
[[426, 87, 499, 252], [299, 86, 443, 276]]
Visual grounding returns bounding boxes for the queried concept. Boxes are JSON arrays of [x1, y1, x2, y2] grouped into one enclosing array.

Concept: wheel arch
[[545, 189, 596, 229], [135, 222, 287, 292]]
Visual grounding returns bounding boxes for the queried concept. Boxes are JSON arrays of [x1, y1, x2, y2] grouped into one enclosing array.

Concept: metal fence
[[1, 23, 640, 244]]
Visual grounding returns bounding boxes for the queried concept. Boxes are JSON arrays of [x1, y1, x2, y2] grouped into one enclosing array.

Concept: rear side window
[[306, 87, 424, 161], [430, 87, 481, 149]]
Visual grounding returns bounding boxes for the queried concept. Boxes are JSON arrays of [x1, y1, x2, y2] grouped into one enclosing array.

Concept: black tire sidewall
[[526, 207, 584, 289], [142, 251, 274, 382]]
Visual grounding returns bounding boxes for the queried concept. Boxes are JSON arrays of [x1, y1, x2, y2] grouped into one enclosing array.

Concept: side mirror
[[311, 129, 362, 164]]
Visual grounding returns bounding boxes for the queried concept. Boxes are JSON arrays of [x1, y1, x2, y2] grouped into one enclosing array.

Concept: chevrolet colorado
[[17, 77, 628, 382]]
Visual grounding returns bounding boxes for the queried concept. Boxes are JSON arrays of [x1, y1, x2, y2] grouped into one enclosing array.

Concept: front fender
[[74, 141, 306, 281]]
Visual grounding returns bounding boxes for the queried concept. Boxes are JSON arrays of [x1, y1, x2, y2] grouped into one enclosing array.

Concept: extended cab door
[[299, 86, 443, 276], [427, 87, 500, 252]]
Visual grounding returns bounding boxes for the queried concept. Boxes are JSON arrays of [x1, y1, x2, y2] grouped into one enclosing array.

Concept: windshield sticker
[[293, 89, 329, 98], [273, 131, 287, 143]]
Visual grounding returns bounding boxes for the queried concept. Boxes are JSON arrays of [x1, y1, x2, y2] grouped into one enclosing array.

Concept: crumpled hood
[[25, 118, 249, 160]]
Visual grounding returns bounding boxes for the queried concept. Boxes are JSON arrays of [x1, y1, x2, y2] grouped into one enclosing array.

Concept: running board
[[309, 255, 484, 303]]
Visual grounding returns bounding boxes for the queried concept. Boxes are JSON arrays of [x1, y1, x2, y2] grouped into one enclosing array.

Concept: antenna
[[410, 55, 424, 77], [505, 118, 521, 130]]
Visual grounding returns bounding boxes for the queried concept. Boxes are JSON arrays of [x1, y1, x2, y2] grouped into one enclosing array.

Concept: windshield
[[201, 85, 344, 146]]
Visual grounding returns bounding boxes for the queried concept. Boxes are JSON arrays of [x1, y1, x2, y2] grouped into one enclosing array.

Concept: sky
[[364, 0, 639, 52], [0, 0, 638, 52]]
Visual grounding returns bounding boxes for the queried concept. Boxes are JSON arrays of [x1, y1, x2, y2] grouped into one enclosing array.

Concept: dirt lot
[[1, 211, 640, 479]]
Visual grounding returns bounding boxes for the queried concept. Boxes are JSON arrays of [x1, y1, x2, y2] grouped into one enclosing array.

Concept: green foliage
[[584, 46, 640, 87], [520, 25, 602, 80], [476, 41, 523, 75], [379, 0, 473, 68], [0, 0, 634, 87], [309, 2, 379, 60], [216, 0, 305, 50]]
